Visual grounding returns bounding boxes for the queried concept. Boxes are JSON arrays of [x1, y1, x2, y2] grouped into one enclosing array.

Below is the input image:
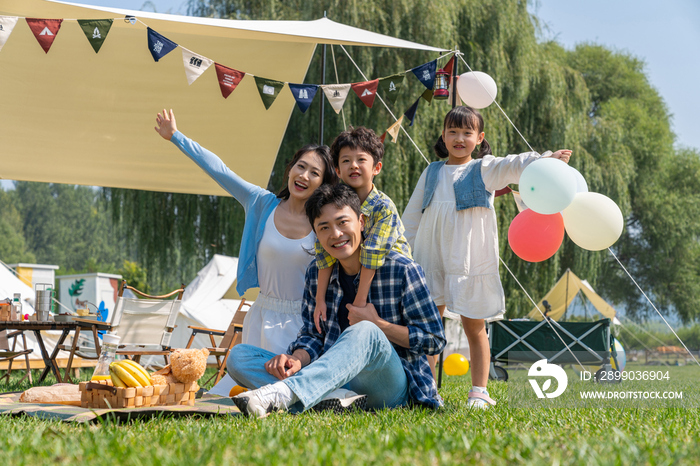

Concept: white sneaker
[[232, 384, 293, 418], [467, 391, 496, 409], [312, 388, 367, 413]]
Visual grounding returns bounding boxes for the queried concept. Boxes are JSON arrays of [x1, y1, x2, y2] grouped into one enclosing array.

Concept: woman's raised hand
[[154, 108, 178, 141], [551, 149, 572, 164]]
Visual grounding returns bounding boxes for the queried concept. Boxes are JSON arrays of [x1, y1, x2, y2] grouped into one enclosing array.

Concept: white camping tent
[[170, 254, 246, 354]]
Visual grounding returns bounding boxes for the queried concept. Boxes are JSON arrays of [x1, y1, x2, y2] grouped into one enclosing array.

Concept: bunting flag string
[[147, 27, 177, 62], [215, 63, 245, 99], [181, 47, 213, 85], [351, 79, 379, 108], [1, 13, 456, 133], [322, 84, 352, 114], [378, 73, 405, 105], [0, 16, 19, 52], [254, 76, 285, 110], [386, 115, 404, 143], [411, 60, 437, 90], [403, 96, 421, 127], [26, 18, 62, 54], [288, 83, 319, 113], [77, 19, 112, 53]]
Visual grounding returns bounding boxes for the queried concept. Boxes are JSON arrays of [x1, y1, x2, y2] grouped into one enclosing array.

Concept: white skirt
[[241, 293, 304, 355]]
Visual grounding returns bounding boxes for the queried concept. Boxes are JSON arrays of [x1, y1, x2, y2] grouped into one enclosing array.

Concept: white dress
[[402, 153, 540, 321], [241, 206, 315, 354]]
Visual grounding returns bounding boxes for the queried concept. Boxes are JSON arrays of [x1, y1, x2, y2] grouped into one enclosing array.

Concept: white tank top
[[256, 207, 315, 301]]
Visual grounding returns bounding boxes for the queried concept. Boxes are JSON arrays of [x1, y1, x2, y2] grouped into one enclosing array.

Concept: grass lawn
[[1, 364, 699, 465]]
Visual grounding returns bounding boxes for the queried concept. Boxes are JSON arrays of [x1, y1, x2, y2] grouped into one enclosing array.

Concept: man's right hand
[[265, 353, 302, 380]]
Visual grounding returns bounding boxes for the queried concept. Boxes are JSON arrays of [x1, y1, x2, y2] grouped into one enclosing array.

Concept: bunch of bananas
[[109, 360, 153, 388]]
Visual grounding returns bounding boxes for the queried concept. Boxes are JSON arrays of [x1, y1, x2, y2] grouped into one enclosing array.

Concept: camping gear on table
[[35, 284, 54, 321], [488, 315, 620, 382]]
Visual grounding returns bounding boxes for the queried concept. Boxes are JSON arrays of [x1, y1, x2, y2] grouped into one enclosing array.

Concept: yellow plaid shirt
[[315, 186, 412, 270]]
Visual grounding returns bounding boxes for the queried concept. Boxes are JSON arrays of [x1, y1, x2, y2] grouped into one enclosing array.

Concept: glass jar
[[91, 332, 120, 382]]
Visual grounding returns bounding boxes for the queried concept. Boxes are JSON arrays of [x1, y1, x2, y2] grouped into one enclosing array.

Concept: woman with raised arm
[[155, 109, 338, 356]]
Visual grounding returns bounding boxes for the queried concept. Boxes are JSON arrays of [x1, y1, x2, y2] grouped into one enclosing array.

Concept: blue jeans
[[228, 321, 409, 411]]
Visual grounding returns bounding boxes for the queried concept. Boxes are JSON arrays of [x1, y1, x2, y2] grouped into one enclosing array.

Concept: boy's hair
[[434, 106, 493, 159], [330, 126, 384, 167], [305, 184, 362, 230]]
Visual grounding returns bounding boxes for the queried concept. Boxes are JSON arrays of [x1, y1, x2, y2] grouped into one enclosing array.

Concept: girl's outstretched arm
[[549, 149, 572, 164], [154, 109, 268, 209]]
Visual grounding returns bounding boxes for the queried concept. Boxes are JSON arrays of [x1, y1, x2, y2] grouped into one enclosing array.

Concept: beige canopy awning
[[527, 269, 617, 322], [0, 0, 447, 195]]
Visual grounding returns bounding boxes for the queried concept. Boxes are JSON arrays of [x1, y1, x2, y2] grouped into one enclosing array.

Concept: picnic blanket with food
[[0, 348, 240, 423]]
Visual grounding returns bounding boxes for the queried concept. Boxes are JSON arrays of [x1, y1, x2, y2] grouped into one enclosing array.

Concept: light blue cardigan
[[171, 131, 280, 296]]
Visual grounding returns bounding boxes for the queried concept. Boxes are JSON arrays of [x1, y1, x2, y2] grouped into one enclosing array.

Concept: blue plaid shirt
[[288, 251, 446, 409]]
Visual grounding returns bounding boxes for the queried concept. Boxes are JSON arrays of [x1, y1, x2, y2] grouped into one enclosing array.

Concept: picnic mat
[[0, 391, 240, 423]]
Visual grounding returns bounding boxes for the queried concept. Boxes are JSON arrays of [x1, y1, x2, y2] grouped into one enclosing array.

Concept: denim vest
[[421, 160, 492, 212]]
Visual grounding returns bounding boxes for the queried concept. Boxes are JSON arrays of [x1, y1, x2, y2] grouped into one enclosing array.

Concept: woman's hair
[[433, 106, 492, 159], [277, 144, 338, 200]]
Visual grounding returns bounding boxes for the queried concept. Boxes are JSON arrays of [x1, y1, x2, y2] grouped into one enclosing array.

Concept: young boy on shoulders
[[313, 126, 412, 333]]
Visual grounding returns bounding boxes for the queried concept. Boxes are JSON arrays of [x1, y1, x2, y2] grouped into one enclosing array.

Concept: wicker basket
[[79, 379, 199, 409]]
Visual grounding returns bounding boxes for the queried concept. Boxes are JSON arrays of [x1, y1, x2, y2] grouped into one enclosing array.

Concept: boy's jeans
[[228, 321, 409, 411]]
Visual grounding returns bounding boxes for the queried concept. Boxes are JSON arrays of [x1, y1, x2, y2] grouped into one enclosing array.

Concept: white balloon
[[519, 158, 577, 214], [456, 71, 498, 109], [562, 192, 624, 251], [570, 166, 588, 193]]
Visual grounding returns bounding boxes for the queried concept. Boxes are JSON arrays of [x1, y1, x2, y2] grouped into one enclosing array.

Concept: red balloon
[[508, 209, 565, 262]]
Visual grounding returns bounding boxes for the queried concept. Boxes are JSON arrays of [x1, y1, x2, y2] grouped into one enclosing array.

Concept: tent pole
[[318, 43, 327, 145], [563, 268, 570, 321], [437, 51, 459, 390]]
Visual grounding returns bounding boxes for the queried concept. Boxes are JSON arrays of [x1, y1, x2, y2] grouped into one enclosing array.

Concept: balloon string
[[456, 53, 534, 153], [607, 248, 700, 368]]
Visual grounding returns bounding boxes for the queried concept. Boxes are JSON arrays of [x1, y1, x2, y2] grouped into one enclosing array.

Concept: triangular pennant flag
[[403, 97, 420, 127], [26, 18, 62, 54], [443, 55, 455, 77], [147, 27, 178, 62], [288, 83, 319, 113], [0, 16, 19, 52], [386, 115, 404, 143], [380, 132, 387, 144], [214, 63, 245, 99], [378, 73, 405, 105], [322, 84, 351, 114], [351, 79, 379, 108], [411, 60, 437, 90], [77, 19, 113, 53], [421, 88, 434, 104], [181, 48, 213, 85], [254, 76, 285, 110]]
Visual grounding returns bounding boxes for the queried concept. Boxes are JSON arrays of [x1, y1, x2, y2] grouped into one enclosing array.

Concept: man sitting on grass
[[229, 184, 446, 417]]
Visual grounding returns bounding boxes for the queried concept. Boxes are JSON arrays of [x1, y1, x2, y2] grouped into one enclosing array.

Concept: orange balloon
[[229, 385, 249, 397]]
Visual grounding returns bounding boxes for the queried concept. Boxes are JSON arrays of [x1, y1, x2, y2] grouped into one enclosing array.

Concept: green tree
[[0, 187, 36, 264], [104, 0, 698, 320]]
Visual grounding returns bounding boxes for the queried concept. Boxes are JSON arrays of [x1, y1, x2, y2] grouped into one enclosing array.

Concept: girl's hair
[[433, 106, 492, 159], [277, 144, 338, 200]]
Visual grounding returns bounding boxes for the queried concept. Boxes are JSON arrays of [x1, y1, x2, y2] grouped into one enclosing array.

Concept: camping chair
[[60, 280, 185, 370], [0, 330, 33, 384], [185, 299, 250, 386]]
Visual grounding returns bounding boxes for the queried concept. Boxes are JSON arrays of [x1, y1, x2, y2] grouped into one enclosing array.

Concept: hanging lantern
[[433, 68, 450, 100]]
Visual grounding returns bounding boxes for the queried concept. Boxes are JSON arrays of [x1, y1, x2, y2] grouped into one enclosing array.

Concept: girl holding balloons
[[401, 105, 571, 408]]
